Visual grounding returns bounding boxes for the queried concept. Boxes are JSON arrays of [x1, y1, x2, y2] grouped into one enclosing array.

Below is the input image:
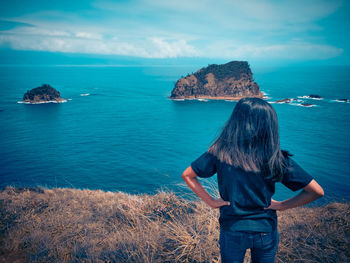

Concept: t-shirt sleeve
[[282, 158, 314, 191], [190, 151, 217, 178]]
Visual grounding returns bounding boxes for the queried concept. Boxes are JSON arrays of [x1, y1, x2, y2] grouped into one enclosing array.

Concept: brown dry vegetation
[[0, 186, 349, 263]]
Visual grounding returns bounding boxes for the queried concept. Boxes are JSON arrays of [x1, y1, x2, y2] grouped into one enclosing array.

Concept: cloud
[[232, 0, 342, 23], [206, 41, 343, 60], [148, 38, 199, 58], [8, 26, 71, 37], [0, 23, 343, 60], [93, 0, 342, 32], [0, 27, 199, 58], [0, 0, 346, 60], [0, 20, 34, 30], [75, 32, 103, 40]]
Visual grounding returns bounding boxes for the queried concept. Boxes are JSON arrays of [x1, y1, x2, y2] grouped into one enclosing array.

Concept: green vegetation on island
[[21, 84, 66, 104], [170, 61, 262, 100]]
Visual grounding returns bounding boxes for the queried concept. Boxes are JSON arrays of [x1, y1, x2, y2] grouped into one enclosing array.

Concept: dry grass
[[0, 186, 349, 263]]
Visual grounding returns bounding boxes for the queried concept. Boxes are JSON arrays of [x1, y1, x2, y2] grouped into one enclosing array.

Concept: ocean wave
[[271, 98, 305, 104], [274, 99, 291, 104], [297, 95, 323, 100], [80, 93, 90, 96], [331, 99, 349, 103], [17, 100, 67, 104], [290, 103, 317, 107], [268, 100, 316, 107]]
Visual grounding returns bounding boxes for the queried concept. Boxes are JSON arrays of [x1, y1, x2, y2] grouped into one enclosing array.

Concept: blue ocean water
[[0, 64, 349, 202]]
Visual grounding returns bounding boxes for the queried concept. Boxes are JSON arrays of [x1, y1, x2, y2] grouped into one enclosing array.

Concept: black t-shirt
[[190, 151, 313, 232]]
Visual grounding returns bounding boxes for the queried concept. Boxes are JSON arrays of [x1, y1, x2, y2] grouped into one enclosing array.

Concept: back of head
[[208, 97, 290, 181]]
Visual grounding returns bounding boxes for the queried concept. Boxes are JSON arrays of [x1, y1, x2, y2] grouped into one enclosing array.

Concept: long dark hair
[[208, 97, 291, 181]]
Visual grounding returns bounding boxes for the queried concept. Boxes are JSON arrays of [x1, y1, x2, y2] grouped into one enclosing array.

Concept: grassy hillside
[[0, 186, 349, 263]]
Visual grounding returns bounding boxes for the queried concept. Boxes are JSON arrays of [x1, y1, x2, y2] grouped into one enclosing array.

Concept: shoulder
[[190, 149, 219, 178], [281, 156, 313, 191], [202, 148, 218, 162]]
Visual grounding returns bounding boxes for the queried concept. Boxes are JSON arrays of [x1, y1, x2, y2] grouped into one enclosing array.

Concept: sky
[[0, 0, 349, 65]]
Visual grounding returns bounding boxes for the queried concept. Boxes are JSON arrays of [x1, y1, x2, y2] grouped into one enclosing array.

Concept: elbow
[[316, 187, 325, 198], [181, 166, 192, 181], [305, 179, 324, 199], [313, 187, 324, 199], [181, 166, 197, 182]]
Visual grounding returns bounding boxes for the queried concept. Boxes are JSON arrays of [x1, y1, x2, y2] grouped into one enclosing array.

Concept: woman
[[181, 98, 324, 263]]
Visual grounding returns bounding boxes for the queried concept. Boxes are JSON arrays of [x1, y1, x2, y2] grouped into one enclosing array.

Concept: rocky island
[[20, 84, 66, 104], [273, 98, 315, 107], [275, 98, 292, 104], [298, 94, 323, 100], [170, 61, 262, 100]]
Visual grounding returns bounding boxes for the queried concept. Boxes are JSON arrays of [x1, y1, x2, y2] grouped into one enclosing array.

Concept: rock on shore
[[170, 61, 262, 100]]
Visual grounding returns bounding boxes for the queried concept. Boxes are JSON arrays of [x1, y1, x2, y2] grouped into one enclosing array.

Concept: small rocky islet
[[274, 95, 323, 107], [20, 84, 66, 104], [273, 95, 349, 107], [298, 94, 323, 99], [170, 61, 262, 100], [275, 98, 293, 104]]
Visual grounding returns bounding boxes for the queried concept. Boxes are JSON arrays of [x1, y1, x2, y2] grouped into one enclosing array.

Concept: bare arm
[[267, 179, 324, 211], [181, 166, 230, 209]]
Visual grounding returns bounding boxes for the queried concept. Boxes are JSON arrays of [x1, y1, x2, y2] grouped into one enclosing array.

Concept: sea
[[0, 64, 349, 203]]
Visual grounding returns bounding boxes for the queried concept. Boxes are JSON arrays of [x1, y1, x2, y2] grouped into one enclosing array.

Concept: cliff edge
[[170, 61, 262, 100], [0, 186, 348, 263]]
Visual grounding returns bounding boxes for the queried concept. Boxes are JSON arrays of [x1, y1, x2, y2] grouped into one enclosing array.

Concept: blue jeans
[[219, 228, 279, 263]]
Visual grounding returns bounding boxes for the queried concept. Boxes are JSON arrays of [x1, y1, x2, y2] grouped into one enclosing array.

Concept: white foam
[[275, 101, 290, 104], [17, 100, 67, 104], [297, 95, 323, 100], [172, 99, 185, 101], [332, 99, 349, 103], [80, 93, 90, 96], [197, 98, 208, 102], [291, 103, 317, 107]]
